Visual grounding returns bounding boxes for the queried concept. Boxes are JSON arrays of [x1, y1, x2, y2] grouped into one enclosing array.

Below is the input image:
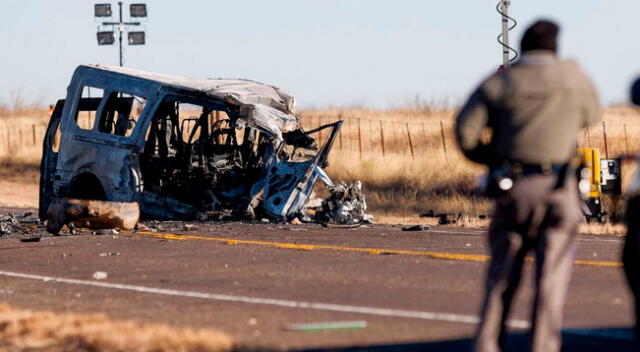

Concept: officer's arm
[[455, 88, 493, 165]]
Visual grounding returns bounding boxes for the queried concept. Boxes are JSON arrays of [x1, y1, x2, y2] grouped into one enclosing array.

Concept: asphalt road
[[0, 211, 637, 351]]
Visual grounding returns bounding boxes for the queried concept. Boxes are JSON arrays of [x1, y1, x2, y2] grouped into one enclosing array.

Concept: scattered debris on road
[[420, 210, 490, 224], [401, 225, 430, 231], [19, 236, 41, 243], [183, 224, 197, 231], [0, 214, 31, 236], [93, 228, 120, 236], [311, 181, 373, 225], [92, 271, 108, 280], [420, 211, 461, 225], [99, 252, 120, 257]]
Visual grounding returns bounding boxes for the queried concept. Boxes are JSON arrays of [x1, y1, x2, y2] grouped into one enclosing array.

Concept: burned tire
[[68, 173, 107, 200]]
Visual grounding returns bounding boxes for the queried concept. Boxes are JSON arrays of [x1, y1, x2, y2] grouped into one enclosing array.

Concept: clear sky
[[1, 0, 638, 108]]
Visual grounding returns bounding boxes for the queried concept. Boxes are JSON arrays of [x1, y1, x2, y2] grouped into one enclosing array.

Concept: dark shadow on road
[[297, 327, 637, 352]]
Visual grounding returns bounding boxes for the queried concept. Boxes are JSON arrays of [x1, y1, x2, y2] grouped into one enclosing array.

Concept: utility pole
[[500, 1, 511, 67], [496, 0, 517, 69]]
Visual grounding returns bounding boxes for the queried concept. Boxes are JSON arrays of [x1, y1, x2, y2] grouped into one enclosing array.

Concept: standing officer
[[455, 20, 600, 352], [624, 77, 640, 345]]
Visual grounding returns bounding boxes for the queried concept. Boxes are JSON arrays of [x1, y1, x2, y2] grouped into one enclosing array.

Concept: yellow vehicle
[[577, 148, 621, 222]]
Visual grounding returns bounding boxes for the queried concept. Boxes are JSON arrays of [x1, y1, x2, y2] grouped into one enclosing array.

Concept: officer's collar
[[519, 50, 557, 65]]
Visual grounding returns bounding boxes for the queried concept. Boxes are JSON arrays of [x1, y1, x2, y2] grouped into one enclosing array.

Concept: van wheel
[[68, 173, 107, 200]]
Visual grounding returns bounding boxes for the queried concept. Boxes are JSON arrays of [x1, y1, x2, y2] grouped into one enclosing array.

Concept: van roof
[[78, 64, 297, 115]]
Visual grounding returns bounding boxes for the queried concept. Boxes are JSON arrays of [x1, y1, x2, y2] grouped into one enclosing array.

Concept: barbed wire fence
[[299, 115, 640, 160], [1, 114, 640, 160]]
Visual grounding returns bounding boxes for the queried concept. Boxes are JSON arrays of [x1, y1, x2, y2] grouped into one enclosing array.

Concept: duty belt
[[511, 162, 565, 176]]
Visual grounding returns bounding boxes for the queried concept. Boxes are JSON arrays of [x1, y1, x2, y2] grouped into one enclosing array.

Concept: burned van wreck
[[40, 65, 370, 233]]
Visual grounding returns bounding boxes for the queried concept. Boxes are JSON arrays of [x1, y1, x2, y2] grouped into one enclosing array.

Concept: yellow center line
[[132, 231, 622, 268]]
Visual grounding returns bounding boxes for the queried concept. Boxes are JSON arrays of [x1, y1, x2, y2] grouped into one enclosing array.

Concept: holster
[[484, 165, 514, 199]]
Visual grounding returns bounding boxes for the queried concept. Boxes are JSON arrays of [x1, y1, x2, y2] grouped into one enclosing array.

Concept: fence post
[[32, 124, 36, 146], [318, 116, 323, 144], [602, 121, 609, 159], [369, 119, 374, 151], [338, 114, 343, 150], [421, 122, 428, 151], [405, 122, 415, 159], [624, 124, 630, 158], [586, 127, 592, 148], [439, 120, 448, 158], [357, 118, 362, 159], [347, 117, 353, 151], [379, 120, 385, 157]]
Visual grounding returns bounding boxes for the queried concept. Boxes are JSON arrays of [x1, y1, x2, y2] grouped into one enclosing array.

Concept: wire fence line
[[300, 115, 640, 160], [2, 115, 640, 160]]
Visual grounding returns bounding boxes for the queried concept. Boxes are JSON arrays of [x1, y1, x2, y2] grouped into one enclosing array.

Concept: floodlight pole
[[100, 2, 141, 67], [118, 1, 123, 66]]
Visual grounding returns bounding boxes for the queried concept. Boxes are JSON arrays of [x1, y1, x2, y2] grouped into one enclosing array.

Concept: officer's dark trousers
[[623, 196, 640, 348], [475, 175, 582, 352]]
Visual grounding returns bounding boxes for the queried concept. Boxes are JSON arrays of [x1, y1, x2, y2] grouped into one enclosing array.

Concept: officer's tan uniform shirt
[[455, 50, 601, 166]]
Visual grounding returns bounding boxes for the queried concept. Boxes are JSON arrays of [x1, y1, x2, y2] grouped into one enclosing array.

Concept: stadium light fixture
[[94, 4, 112, 17], [97, 31, 115, 45], [94, 2, 147, 66], [128, 31, 145, 45], [129, 3, 147, 17]]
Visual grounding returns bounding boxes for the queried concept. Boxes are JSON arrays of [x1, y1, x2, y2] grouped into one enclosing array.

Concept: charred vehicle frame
[[40, 65, 367, 229]]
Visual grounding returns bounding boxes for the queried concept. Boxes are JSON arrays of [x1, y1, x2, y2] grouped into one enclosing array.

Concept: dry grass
[[580, 221, 627, 236], [0, 303, 233, 352], [326, 153, 491, 217], [0, 158, 40, 184], [305, 107, 640, 221]]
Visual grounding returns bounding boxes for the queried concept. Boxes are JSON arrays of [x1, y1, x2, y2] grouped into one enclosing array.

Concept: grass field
[[0, 304, 232, 352]]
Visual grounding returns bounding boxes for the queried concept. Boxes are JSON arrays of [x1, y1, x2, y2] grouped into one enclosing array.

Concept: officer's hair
[[521, 20, 559, 53]]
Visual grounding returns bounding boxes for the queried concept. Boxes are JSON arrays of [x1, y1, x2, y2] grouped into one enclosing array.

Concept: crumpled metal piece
[[237, 104, 300, 143], [0, 215, 30, 236], [316, 181, 374, 225], [46, 198, 140, 235]]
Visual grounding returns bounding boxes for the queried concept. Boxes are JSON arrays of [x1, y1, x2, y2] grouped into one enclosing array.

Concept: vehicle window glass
[[74, 86, 104, 130], [97, 92, 147, 137]]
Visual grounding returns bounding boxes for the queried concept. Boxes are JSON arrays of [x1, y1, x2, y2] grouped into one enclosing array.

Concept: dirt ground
[[0, 180, 38, 208]]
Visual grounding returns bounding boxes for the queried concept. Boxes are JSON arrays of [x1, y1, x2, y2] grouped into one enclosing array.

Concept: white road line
[[0, 269, 529, 329]]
